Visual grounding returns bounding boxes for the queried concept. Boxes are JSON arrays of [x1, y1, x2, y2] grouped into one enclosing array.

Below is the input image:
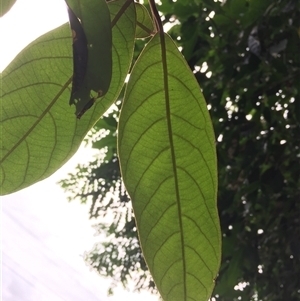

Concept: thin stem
[[148, 0, 164, 33]]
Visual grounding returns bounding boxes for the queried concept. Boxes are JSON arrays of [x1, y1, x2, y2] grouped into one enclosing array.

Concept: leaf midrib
[[159, 32, 187, 299]]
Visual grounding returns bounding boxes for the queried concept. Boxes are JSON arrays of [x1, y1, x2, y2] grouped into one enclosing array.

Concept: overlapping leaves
[[1, 2, 222, 301]]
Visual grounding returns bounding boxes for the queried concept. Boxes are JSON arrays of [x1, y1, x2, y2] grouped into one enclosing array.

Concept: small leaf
[[135, 3, 155, 39], [92, 135, 116, 150], [0, 0, 136, 195], [66, 0, 112, 118], [0, 0, 16, 17], [94, 115, 117, 132], [118, 33, 221, 301]]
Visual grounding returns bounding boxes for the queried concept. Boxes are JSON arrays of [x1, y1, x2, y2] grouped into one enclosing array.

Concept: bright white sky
[[0, 0, 68, 71], [0, 1, 158, 300]]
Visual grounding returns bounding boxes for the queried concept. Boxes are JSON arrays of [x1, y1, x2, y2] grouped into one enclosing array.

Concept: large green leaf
[[118, 33, 221, 301], [0, 0, 136, 195]]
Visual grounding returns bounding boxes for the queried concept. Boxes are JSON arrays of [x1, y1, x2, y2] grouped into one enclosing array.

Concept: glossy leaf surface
[[118, 33, 221, 301], [0, 0, 135, 195]]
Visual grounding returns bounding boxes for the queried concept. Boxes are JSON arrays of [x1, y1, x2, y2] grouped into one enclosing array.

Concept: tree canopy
[[60, 0, 300, 300]]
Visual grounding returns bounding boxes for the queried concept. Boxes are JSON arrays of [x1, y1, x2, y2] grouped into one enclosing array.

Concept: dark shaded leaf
[[66, 0, 112, 117]]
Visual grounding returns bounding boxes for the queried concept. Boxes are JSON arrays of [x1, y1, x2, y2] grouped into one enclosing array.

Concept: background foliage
[[60, 0, 300, 300]]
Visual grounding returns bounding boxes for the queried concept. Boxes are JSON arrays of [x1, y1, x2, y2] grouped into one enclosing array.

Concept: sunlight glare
[[0, 0, 68, 71]]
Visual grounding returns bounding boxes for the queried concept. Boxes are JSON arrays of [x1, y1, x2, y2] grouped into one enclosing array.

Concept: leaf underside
[[0, 0, 136, 195], [118, 33, 221, 301], [135, 2, 155, 39]]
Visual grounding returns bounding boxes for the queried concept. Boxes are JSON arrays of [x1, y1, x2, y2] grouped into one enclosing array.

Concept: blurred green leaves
[[0, 0, 16, 16]]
